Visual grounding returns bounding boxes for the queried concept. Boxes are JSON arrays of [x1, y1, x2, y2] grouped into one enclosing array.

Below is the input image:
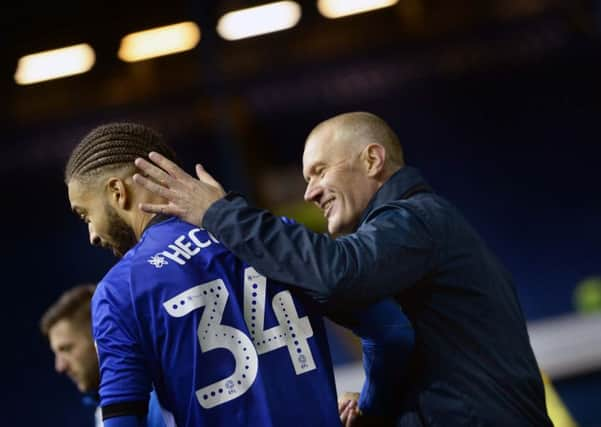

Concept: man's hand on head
[[133, 152, 225, 227]]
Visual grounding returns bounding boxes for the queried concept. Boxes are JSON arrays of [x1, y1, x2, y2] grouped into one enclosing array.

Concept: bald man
[[134, 112, 553, 426]]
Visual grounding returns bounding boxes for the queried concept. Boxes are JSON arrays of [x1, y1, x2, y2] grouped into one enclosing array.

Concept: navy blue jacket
[[203, 166, 552, 427]]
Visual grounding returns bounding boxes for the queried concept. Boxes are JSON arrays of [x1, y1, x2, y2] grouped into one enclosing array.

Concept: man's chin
[[327, 220, 354, 237], [76, 381, 97, 394], [99, 244, 121, 258], [107, 244, 127, 258], [327, 223, 342, 238]]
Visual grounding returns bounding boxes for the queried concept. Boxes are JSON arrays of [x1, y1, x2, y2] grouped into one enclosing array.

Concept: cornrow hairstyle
[[40, 284, 96, 336], [65, 122, 177, 184]]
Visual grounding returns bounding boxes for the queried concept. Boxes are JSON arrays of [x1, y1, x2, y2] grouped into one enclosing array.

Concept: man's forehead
[[302, 144, 322, 178], [302, 139, 318, 166], [303, 128, 348, 167], [67, 179, 84, 198], [68, 179, 94, 208], [49, 319, 77, 343]]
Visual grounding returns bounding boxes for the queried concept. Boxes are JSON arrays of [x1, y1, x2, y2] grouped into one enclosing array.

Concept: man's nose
[[88, 224, 101, 247], [55, 355, 68, 374], [304, 180, 322, 203]]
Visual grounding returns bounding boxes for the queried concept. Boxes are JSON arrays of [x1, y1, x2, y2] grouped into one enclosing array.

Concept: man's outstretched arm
[[134, 153, 435, 307]]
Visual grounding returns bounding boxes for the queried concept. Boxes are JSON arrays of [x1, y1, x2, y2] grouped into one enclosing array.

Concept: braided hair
[[65, 122, 176, 184]]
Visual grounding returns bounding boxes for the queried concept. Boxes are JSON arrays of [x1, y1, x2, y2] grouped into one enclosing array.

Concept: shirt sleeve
[[103, 416, 147, 427], [353, 300, 414, 416], [203, 194, 436, 307], [147, 391, 166, 427], [92, 281, 151, 420]]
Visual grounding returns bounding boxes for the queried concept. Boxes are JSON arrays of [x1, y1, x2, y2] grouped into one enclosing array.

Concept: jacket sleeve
[[203, 194, 436, 307]]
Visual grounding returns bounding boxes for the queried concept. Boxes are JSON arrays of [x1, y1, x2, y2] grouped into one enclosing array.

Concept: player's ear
[[106, 177, 129, 209], [361, 143, 386, 177]]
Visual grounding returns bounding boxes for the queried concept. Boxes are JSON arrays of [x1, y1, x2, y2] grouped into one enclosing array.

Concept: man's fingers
[[133, 173, 177, 199], [347, 406, 360, 423], [148, 151, 187, 179], [139, 202, 179, 216], [338, 399, 351, 412], [339, 402, 352, 424], [341, 404, 360, 427], [195, 163, 221, 187], [134, 158, 175, 187]]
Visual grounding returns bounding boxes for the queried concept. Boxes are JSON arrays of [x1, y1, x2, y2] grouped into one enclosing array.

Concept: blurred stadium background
[[2, 0, 600, 425]]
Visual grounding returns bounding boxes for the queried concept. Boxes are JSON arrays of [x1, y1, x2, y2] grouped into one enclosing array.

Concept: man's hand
[[338, 392, 361, 427], [133, 152, 225, 227], [339, 391, 397, 427]]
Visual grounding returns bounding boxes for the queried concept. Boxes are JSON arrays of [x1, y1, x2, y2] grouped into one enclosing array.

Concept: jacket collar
[[358, 166, 432, 226]]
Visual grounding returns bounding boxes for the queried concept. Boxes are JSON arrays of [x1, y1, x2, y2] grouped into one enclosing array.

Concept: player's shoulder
[[129, 216, 224, 273], [137, 216, 192, 250], [131, 216, 194, 259], [93, 253, 135, 309]]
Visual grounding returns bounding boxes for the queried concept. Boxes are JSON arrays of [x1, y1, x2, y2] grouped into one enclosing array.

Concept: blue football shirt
[[92, 217, 340, 427]]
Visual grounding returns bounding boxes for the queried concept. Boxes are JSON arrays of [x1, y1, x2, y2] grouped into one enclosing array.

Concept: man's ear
[[362, 143, 386, 177], [105, 177, 129, 209]]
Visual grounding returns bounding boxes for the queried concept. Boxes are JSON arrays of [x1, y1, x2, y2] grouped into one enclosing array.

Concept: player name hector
[[149, 228, 220, 268]]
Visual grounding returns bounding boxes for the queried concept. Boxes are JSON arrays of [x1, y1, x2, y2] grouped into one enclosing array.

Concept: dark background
[[1, 1, 600, 425]]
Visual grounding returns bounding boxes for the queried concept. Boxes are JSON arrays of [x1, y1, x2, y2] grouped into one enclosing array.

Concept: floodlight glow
[[318, 0, 399, 19], [217, 1, 301, 41], [14, 44, 95, 85], [118, 21, 201, 62]]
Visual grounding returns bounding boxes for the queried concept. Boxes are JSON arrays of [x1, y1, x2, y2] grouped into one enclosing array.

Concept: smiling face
[[68, 178, 137, 258], [302, 127, 379, 236], [48, 318, 99, 393]]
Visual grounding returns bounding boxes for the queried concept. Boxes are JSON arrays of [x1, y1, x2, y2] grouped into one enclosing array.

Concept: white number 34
[[163, 267, 316, 409]]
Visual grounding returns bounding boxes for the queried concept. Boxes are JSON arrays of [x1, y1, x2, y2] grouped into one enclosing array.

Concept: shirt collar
[[358, 166, 432, 226], [143, 213, 171, 234]]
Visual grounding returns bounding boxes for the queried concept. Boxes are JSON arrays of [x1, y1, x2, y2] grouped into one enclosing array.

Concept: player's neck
[[130, 191, 167, 240], [132, 211, 157, 241]]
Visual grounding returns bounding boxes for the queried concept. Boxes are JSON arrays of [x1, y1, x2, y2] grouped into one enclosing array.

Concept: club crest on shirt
[[148, 254, 169, 269]]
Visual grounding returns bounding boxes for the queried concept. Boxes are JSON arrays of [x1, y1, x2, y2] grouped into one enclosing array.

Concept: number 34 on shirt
[[163, 267, 316, 409]]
